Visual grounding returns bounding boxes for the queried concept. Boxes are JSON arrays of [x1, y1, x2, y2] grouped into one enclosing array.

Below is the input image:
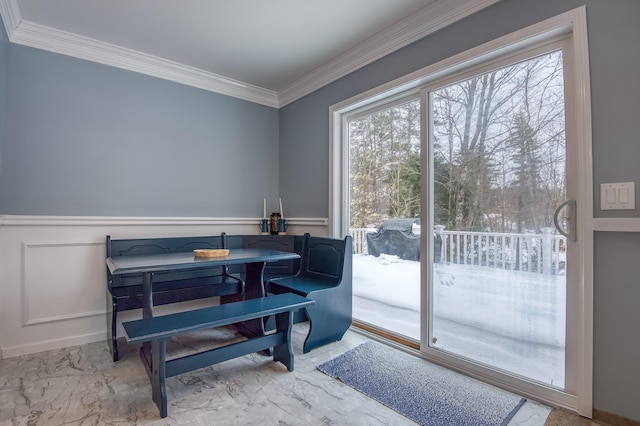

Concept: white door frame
[[329, 7, 593, 416]]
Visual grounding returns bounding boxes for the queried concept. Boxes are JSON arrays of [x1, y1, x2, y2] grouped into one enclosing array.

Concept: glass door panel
[[428, 50, 567, 388], [348, 98, 422, 341]]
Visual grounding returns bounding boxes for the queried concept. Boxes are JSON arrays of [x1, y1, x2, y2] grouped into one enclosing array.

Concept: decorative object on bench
[[106, 234, 244, 362], [193, 249, 229, 258], [260, 218, 270, 235], [122, 293, 314, 418], [260, 198, 270, 234], [278, 218, 288, 235], [266, 234, 353, 353], [269, 212, 281, 235], [278, 197, 287, 235]]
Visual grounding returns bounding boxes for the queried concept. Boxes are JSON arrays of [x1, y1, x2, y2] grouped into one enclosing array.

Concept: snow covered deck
[[352, 253, 566, 387]]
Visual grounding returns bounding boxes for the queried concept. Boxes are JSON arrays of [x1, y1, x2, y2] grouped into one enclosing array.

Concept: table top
[[107, 248, 300, 275]]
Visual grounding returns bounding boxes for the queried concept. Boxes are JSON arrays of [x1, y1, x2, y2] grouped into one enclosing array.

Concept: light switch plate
[[600, 182, 635, 210]]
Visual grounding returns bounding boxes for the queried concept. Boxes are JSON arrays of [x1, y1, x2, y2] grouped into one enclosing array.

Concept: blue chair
[[266, 234, 352, 353]]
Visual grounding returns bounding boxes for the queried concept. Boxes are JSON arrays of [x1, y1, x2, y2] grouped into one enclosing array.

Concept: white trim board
[[592, 218, 640, 232], [1, 331, 107, 359], [0, 215, 328, 227], [329, 6, 594, 418]]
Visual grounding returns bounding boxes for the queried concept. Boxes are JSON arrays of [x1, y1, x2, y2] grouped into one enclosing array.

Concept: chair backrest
[[300, 235, 352, 285]]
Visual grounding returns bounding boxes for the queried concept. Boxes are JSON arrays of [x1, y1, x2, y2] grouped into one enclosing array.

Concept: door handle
[[553, 199, 576, 242]]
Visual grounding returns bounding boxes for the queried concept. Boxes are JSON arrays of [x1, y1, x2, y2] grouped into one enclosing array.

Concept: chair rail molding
[[0, 215, 328, 227], [592, 218, 640, 232]]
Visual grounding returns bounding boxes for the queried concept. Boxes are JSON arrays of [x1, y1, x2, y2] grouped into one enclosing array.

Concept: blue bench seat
[[122, 293, 314, 418]]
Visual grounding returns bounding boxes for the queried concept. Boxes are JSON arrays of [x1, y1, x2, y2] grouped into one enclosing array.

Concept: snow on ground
[[352, 253, 566, 387]]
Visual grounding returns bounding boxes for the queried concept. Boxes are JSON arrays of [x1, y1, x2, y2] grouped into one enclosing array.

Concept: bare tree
[[432, 51, 565, 233], [349, 99, 420, 228], [348, 51, 565, 235]]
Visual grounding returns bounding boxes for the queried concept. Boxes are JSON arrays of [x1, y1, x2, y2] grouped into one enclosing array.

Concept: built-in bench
[[122, 293, 314, 418], [107, 233, 306, 361], [266, 235, 352, 353]]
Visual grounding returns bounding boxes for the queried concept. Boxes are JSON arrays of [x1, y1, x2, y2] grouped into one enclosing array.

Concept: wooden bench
[[266, 235, 352, 353], [106, 233, 244, 361], [122, 293, 314, 418]]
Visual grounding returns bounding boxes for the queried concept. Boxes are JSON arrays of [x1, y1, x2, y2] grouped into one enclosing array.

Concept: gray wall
[[279, 0, 640, 420], [593, 232, 640, 420], [1, 0, 640, 420], [588, 0, 640, 219], [0, 18, 7, 173], [0, 44, 280, 217], [280, 0, 640, 221]]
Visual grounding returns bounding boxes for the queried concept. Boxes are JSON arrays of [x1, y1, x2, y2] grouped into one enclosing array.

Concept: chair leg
[[151, 340, 168, 418], [108, 299, 119, 362], [272, 311, 295, 371]]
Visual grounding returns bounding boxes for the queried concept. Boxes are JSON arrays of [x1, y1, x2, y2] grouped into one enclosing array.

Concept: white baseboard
[[1, 331, 107, 359]]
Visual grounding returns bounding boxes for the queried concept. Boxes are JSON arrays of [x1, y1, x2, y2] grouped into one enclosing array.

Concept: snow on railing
[[349, 226, 566, 275]]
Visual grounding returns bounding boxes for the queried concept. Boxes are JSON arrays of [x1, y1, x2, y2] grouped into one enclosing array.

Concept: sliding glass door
[[334, 13, 592, 413], [426, 49, 568, 388]]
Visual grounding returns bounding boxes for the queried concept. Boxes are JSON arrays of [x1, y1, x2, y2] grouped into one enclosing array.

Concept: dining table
[[106, 248, 301, 338]]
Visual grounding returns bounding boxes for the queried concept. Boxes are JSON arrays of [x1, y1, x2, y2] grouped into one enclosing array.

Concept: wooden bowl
[[193, 249, 229, 258]]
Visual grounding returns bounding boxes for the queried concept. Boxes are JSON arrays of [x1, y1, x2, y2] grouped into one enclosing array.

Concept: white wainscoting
[[0, 215, 328, 359], [21, 240, 106, 326]]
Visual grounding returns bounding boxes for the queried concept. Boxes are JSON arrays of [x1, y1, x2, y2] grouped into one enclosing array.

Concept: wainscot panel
[[0, 216, 327, 358]]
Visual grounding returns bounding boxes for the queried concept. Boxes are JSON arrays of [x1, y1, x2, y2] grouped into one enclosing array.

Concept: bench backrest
[[107, 234, 227, 288], [300, 235, 352, 286]]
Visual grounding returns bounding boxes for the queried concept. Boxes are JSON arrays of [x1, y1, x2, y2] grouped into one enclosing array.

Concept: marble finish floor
[[0, 324, 599, 425]]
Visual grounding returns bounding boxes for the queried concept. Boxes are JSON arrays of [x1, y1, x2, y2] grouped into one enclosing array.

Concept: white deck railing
[[350, 226, 566, 275]]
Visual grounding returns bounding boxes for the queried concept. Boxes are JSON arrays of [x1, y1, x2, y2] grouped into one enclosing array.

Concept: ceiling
[[2, 0, 498, 107]]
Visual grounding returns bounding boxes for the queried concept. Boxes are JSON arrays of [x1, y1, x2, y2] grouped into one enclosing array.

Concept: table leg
[[236, 261, 266, 338], [142, 272, 154, 319], [142, 272, 154, 367], [244, 262, 266, 299]]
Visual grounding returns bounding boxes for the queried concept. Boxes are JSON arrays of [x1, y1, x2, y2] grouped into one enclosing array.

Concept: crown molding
[[277, 0, 501, 107], [0, 0, 498, 108], [0, 0, 18, 34], [7, 20, 280, 108]]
